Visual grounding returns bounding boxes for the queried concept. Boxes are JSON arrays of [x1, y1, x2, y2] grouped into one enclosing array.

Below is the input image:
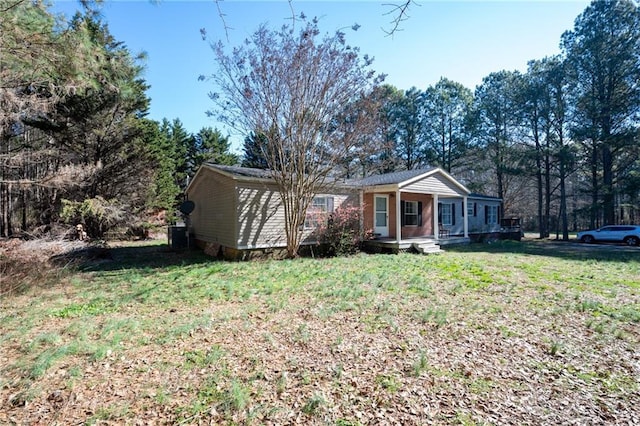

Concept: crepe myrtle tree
[[205, 18, 382, 257]]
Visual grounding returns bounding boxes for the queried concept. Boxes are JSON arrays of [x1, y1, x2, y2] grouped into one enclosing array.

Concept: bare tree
[[212, 0, 415, 38], [207, 19, 381, 257]]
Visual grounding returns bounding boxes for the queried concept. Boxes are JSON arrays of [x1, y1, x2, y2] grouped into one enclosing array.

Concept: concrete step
[[411, 242, 444, 254]]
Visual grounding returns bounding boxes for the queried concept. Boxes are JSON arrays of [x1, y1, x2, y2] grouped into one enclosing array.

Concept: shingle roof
[[205, 164, 272, 180], [204, 164, 356, 188], [350, 168, 436, 187], [468, 192, 501, 200], [203, 164, 485, 196]]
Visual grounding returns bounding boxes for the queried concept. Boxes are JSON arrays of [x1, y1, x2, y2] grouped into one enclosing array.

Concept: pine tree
[[241, 132, 269, 169]]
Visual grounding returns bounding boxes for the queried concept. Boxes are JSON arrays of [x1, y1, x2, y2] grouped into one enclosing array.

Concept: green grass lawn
[[1, 240, 639, 425]]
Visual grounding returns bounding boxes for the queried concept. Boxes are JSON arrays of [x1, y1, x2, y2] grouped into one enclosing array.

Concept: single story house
[[439, 193, 503, 239], [185, 164, 502, 258]]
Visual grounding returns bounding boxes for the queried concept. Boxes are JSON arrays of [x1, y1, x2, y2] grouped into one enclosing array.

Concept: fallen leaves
[[1, 241, 639, 424]]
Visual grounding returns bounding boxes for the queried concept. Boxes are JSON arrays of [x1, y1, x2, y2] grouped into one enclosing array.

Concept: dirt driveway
[[526, 236, 640, 252]]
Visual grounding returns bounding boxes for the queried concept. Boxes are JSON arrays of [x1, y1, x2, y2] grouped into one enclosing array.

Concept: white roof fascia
[[469, 195, 503, 202], [185, 165, 207, 194], [361, 184, 399, 193]]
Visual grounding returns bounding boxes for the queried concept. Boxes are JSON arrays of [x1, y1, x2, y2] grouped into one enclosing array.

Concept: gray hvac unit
[[168, 225, 188, 249], [168, 200, 196, 249]]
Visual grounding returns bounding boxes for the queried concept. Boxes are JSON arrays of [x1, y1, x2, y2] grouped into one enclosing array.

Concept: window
[[467, 202, 475, 217], [486, 205, 498, 225], [441, 203, 452, 226], [305, 196, 334, 229], [401, 200, 422, 227], [312, 196, 330, 211], [404, 201, 419, 226]]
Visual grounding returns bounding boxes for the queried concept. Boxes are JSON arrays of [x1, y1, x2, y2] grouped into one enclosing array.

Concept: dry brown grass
[[0, 239, 638, 425], [0, 238, 86, 297]]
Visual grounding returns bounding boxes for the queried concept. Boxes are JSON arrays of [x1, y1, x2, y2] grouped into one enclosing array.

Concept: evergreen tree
[[562, 0, 640, 226], [241, 132, 270, 169], [168, 118, 195, 191], [472, 71, 523, 211], [193, 127, 238, 171], [391, 87, 427, 170], [0, 2, 153, 235], [422, 78, 474, 174], [145, 119, 180, 213]]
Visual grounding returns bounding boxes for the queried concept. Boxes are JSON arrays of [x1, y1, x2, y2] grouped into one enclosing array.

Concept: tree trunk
[[535, 135, 544, 239], [21, 189, 27, 232], [495, 132, 505, 202], [601, 144, 615, 225], [590, 143, 599, 229], [544, 133, 552, 238], [4, 183, 13, 237], [446, 120, 453, 173], [0, 183, 5, 237], [559, 157, 569, 240]]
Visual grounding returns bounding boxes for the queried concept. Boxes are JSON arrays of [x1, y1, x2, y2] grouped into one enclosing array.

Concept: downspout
[[359, 189, 364, 238], [433, 194, 439, 240], [396, 188, 401, 242], [463, 196, 469, 238]]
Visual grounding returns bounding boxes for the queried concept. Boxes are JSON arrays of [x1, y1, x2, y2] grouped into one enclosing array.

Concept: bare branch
[[214, 0, 232, 42], [382, 0, 417, 36], [288, 0, 296, 30]]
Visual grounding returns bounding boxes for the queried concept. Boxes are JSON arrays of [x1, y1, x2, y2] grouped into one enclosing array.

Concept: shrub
[[60, 197, 130, 239], [314, 205, 372, 256]]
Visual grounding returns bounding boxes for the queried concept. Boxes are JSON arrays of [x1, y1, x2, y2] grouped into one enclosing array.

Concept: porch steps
[[411, 240, 443, 255]]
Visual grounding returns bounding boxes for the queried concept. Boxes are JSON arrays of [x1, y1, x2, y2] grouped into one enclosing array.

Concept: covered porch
[[363, 235, 470, 254], [356, 168, 471, 252]]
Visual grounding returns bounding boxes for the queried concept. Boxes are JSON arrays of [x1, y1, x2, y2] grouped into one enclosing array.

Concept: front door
[[374, 195, 389, 237]]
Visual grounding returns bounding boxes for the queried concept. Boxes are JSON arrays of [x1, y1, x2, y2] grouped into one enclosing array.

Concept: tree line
[[2, 0, 639, 244], [0, 1, 236, 238], [237, 0, 640, 241]]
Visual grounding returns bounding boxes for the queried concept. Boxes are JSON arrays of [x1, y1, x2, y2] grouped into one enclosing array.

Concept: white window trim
[[441, 203, 453, 226], [467, 202, 475, 217], [404, 200, 419, 227], [487, 205, 498, 225], [305, 196, 333, 229]]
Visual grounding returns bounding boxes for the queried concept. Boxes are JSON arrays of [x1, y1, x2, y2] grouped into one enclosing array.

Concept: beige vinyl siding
[[402, 173, 465, 196], [237, 187, 359, 249], [338, 192, 360, 209], [187, 168, 236, 247], [301, 191, 359, 243], [236, 182, 286, 249], [189, 165, 361, 250]]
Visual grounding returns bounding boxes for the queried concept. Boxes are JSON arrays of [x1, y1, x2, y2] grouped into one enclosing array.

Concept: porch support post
[[463, 196, 469, 238], [433, 194, 439, 240], [395, 188, 401, 242]]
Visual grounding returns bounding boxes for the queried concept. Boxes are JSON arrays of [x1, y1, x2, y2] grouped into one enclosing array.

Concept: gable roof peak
[[351, 167, 437, 187]]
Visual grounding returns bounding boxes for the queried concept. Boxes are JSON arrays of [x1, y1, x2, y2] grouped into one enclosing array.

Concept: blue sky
[[52, 1, 590, 150]]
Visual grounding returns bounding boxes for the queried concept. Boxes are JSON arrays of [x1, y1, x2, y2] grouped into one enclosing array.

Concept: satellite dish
[[179, 200, 195, 215]]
